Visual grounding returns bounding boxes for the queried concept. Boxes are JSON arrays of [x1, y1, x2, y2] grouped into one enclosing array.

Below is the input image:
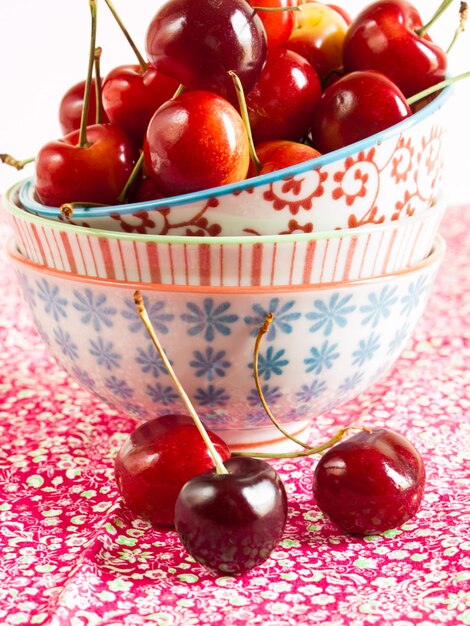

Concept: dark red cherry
[[312, 428, 426, 534], [114, 414, 231, 528], [175, 456, 288, 575], [59, 78, 109, 135]]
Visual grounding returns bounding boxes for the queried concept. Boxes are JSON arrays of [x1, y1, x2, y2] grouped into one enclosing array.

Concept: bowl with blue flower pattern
[[8, 235, 445, 453]]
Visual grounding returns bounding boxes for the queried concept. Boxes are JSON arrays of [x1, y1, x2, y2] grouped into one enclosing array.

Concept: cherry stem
[[252, 5, 300, 11], [172, 84, 186, 99], [228, 70, 261, 174], [60, 202, 105, 218], [134, 291, 229, 476], [118, 152, 144, 203], [447, 1, 468, 54], [94, 47, 104, 125], [0, 154, 35, 170], [416, 0, 455, 36], [254, 314, 311, 449], [103, 0, 147, 71], [406, 69, 470, 106], [78, 0, 98, 148]]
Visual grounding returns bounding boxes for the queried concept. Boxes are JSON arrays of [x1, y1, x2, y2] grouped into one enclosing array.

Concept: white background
[[0, 0, 469, 203]]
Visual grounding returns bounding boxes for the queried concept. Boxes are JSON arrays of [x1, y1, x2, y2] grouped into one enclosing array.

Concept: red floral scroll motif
[[263, 169, 328, 215], [393, 190, 416, 221], [279, 219, 315, 235], [332, 149, 378, 207], [391, 137, 414, 183], [415, 125, 444, 201], [347, 206, 386, 229], [110, 211, 158, 234]]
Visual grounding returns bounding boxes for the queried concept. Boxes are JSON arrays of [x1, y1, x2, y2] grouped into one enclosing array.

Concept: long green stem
[[103, 0, 147, 71], [94, 46, 103, 125], [406, 70, 470, 106], [79, 0, 98, 148], [134, 291, 229, 476], [228, 70, 261, 174], [416, 0, 455, 36], [446, 1, 468, 54], [118, 152, 144, 203]]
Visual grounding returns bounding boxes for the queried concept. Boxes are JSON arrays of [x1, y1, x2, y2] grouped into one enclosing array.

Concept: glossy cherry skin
[[114, 414, 231, 528], [250, 140, 321, 176], [175, 456, 288, 575], [131, 176, 165, 203], [102, 64, 180, 145], [246, 48, 322, 144], [312, 428, 425, 534], [247, 0, 296, 50], [145, 0, 267, 101], [343, 0, 447, 98], [285, 2, 349, 81], [59, 78, 109, 135], [310, 70, 412, 154], [35, 124, 140, 207], [144, 90, 250, 196]]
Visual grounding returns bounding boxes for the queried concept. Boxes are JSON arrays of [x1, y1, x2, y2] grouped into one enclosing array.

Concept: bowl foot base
[[216, 419, 311, 455]]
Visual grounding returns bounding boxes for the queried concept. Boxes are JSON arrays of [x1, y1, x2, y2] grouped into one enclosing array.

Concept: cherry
[[249, 140, 321, 176], [102, 65, 180, 145], [312, 428, 426, 534], [246, 47, 322, 144], [342, 0, 448, 98], [285, 1, 349, 81], [145, 0, 267, 101], [310, 70, 412, 154], [131, 175, 165, 203], [175, 456, 288, 575], [59, 78, 108, 135], [144, 90, 250, 196], [114, 414, 231, 528], [247, 0, 296, 50]]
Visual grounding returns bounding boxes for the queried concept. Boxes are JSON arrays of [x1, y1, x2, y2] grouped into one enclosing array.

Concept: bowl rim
[[5, 181, 444, 246], [17, 85, 452, 219], [7, 233, 445, 293]]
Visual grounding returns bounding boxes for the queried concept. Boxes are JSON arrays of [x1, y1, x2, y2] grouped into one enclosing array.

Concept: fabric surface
[[0, 207, 469, 626]]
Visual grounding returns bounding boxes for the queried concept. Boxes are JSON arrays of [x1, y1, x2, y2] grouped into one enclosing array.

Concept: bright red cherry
[[310, 70, 412, 154], [175, 456, 288, 575], [246, 48, 322, 144], [250, 140, 321, 176], [145, 0, 267, 101], [102, 65, 180, 145], [144, 90, 250, 196], [343, 0, 447, 98], [59, 78, 109, 135], [35, 124, 140, 206], [114, 414, 231, 528], [312, 428, 425, 534], [248, 0, 296, 49]]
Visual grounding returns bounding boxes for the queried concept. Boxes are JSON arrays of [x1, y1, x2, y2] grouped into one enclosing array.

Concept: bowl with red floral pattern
[[18, 87, 450, 237]]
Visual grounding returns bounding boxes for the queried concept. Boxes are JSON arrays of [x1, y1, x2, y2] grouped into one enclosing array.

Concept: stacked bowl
[[3, 86, 449, 452]]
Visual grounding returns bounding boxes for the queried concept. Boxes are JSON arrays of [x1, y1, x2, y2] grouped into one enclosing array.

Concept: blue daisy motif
[[123, 403, 148, 418], [180, 298, 238, 341], [105, 376, 134, 400], [388, 324, 409, 355], [247, 384, 282, 407], [285, 404, 311, 420], [360, 286, 398, 328], [244, 298, 301, 341], [135, 345, 168, 378], [401, 276, 428, 316], [89, 337, 122, 370], [71, 365, 96, 389], [306, 293, 356, 337], [296, 379, 327, 404], [53, 327, 79, 360], [190, 347, 231, 381], [18, 274, 36, 309], [338, 371, 364, 395], [121, 297, 174, 335], [352, 333, 381, 367], [304, 341, 339, 375], [194, 385, 230, 407], [146, 382, 179, 405], [72, 289, 117, 332], [249, 346, 289, 381], [36, 279, 68, 321]]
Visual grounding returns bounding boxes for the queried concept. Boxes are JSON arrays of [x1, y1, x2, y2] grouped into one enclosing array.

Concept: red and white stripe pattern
[[9, 204, 444, 287]]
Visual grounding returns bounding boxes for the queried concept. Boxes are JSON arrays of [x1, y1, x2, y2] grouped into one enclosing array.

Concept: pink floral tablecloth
[[0, 207, 469, 626]]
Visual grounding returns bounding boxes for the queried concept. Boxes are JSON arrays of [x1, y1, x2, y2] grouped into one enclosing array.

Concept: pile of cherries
[[114, 294, 426, 577], [29, 0, 460, 209]]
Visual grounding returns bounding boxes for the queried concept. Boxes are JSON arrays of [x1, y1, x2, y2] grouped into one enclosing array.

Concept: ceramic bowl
[[4, 182, 445, 286], [8, 235, 445, 453], [18, 87, 450, 237]]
